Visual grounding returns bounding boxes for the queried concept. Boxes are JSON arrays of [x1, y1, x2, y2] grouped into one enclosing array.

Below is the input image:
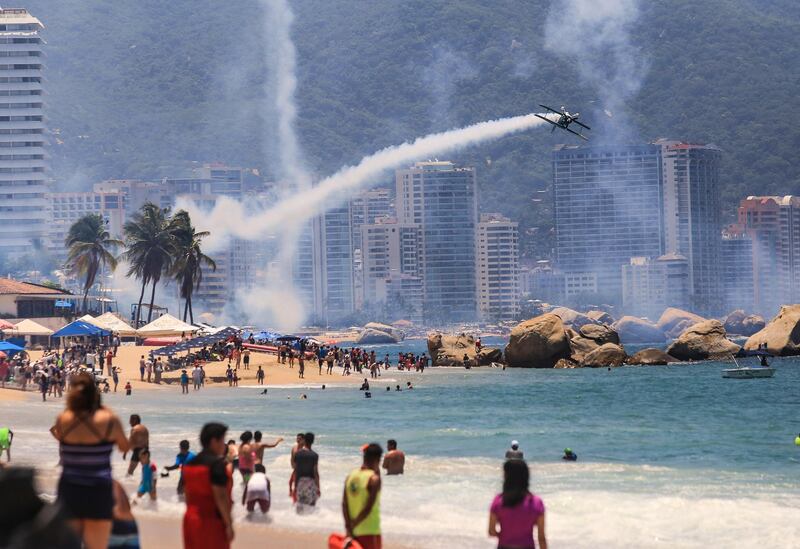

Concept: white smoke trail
[[263, 0, 312, 191], [181, 113, 549, 250]]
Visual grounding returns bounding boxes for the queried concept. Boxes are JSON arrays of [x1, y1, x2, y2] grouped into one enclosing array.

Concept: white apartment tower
[[476, 213, 520, 321], [0, 8, 47, 257]]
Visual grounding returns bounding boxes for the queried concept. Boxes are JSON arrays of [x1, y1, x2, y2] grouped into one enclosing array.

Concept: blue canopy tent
[[245, 330, 281, 341], [0, 341, 24, 353], [52, 320, 111, 338]]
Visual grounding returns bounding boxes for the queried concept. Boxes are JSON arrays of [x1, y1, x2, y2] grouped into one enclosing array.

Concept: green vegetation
[[64, 214, 122, 313], [28, 0, 800, 260], [170, 211, 217, 324]]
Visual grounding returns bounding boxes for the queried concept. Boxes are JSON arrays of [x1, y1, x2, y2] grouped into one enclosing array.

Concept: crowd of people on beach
[[0, 366, 550, 549]]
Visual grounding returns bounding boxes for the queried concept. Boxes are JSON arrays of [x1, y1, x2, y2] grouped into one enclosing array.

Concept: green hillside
[[25, 0, 800, 260]]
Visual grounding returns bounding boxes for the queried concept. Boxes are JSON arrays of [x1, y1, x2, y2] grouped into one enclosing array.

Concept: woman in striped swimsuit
[[50, 372, 129, 549]]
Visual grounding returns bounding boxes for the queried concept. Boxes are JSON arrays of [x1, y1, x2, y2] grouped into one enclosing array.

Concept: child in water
[[136, 449, 157, 501]]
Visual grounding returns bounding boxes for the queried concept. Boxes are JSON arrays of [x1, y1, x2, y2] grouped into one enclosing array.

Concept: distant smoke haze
[[544, 0, 647, 141], [421, 45, 477, 130]]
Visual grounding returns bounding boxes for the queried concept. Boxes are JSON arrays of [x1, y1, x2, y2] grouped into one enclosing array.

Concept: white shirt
[[246, 472, 269, 502]]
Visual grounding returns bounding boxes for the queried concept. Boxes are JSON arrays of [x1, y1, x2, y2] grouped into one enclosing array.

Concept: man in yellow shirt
[[342, 443, 383, 549]]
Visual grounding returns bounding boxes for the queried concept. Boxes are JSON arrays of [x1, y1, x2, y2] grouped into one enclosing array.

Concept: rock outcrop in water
[[586, 310, 615, 325], [580, 343, 627, 367], [743, 305, 800, 355], [723, 310, 766, 336], [627, 348, 680, 365], [356, 322, 403, 344], [504, 313, 571, 368], [613, 316, 666, 344], [550, 307, 598, 329], [657, 308, 707, 339], [426, 332, 501, 366], [667, 319, 740, 361], [569, 323, 620, 362]]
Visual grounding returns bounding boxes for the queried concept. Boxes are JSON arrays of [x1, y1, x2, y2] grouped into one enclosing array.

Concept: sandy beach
[[0, 344, 363, 403]]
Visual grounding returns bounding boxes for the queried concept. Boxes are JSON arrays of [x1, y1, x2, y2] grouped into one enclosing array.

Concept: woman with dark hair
[[238, 430, 256, 485], [488, 460, 547, 549], [50, 372, 129, 549]]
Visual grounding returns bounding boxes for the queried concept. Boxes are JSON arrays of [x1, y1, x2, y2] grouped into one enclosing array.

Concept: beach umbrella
[[0, 351, 6, 359], [0, 319, 15, 331], [0, 341, 25, 352]]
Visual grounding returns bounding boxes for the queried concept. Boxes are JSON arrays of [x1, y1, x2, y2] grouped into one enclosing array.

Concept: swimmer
[[386, 386, 390, 392], [562, 448, 578, 461], [406, 382, 413, 390], [365, 391, 372, 399], [395, 385, 402, 392], [322, 385, 326, 390], [301, 394, 308, 400], [260, 389, 268, 395]]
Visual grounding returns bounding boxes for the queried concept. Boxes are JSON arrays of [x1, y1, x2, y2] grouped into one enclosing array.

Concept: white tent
[[88, 312, 137, 337], [137, 313, 198, 337], [12, 319, 54, 336]]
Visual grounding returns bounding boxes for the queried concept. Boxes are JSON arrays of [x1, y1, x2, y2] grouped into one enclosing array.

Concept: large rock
[[723, 310, 766, 337], [569, 324, 620, 362], [744, 305, 800, 356], [627, 348, 680, 365], [667, 320, 740, 361], [613, 316, 666, 344], [586, 310, 615, 325], [580, 343, 627, 368], [426, 332, 500, 366], [657, 308, 707, 339], [355, 322, 405, 344], [504, 314, 572, 368], [550, 307, 598, 329]]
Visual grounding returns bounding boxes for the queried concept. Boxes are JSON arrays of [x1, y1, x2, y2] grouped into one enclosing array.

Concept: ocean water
[[5, 358, 800, 548]]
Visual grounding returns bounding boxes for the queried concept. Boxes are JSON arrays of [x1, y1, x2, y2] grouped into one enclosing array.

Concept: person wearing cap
[[562, 448, 577, 461], [343, 443, 383, 549], [505, 441, 524, 461]]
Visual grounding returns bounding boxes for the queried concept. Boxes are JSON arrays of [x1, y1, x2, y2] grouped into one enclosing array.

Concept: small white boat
[[722, 354, 775, 379], [722, 367, 775, 379]]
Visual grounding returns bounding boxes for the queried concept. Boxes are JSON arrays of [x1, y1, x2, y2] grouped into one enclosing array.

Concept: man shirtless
[[382, 439, 405, 475], [253, 430, 284, 464], [125, 414, 150, 475]]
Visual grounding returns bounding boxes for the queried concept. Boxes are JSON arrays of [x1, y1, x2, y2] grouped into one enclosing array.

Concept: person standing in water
[[252, 431, 283, 464], [49, 372, 129, 549], [488, 460, 547, 549], [382, 439, 405, 475], [505, 440, 524, 461], [291, 432, 319, 511], [183, 422, 234, 549], [343, 443, 383, 549], [125, 414, 149, 476]]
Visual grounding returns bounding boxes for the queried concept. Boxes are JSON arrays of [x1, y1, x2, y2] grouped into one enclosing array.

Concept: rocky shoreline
[[428, 305, 800, 368]]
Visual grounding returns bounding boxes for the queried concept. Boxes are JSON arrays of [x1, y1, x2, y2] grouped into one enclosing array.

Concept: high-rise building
[[731, 195, 800, 315], [553, 144, 664, 304], [476, 213, 520, 321], [45, 189, 127, 266], [657, 139, 723, 315], [396, 161, 478, 323], [721, 230, 755, 313], [621, 254, 690, 320], [360, 216, 422, 320], [0, 8, 47, 257], [315, 205, 356, 323], [350, 188, 393, 308]]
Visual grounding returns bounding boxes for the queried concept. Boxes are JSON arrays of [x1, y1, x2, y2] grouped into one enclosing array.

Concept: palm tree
[[122, 202, 175, 326], [64, 214, 122, 313], [170, 210, 216, 323]]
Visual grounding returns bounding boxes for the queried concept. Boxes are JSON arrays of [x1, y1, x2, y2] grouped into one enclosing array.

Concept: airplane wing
[[538, 104, 560, 114], [573, 120, 591, 130], [534, 113, 559, 127], [564, 126, 589, 141]]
